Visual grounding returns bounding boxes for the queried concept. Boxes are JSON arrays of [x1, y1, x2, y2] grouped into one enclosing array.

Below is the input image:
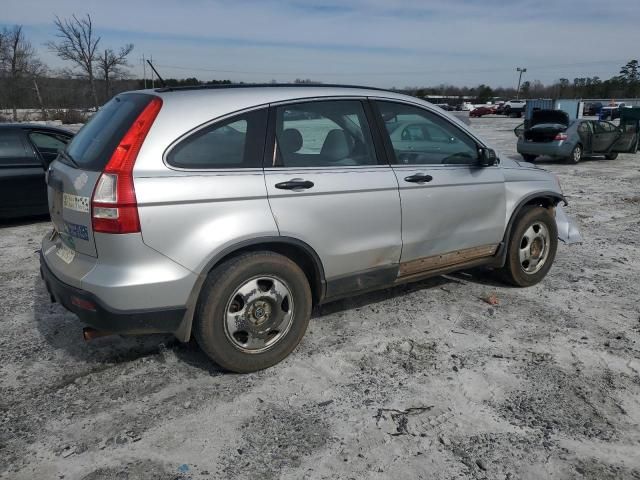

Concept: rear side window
[[274, 100, 378, 168], [167, 108, 268, 169], [0, 130, 31, 164], [66, 93, 154, 171]]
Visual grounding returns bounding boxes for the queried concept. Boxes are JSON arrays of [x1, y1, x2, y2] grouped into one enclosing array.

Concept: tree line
[[1, 15, 638, 121], [400, 60, 640, 103]]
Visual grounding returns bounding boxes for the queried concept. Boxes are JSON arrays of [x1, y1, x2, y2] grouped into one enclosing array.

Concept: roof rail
[[154, 83, 394, 93]]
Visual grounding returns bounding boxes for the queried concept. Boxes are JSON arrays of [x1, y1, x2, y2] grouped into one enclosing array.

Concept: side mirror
[[478, 148, 498, 166]]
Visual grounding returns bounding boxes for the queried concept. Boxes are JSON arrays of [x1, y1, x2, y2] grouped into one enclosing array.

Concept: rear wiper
[[58, 149, 79, 168]]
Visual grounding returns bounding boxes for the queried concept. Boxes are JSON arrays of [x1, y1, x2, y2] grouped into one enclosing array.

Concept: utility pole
[[150, 54, 154, 88], [516, 67, 527, 99], [142, 54, 147, 89]]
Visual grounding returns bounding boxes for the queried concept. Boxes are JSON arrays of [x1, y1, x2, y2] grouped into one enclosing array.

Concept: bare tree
[[0, 29, 8, 73], [97, 44, 133, 100], [2, 26, 44, 120], [47, 14, 101, 110]]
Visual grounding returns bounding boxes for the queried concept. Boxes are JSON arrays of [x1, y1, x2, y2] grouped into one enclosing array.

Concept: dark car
[[0, 124, 74, 219], [470, 106, 494, 117]]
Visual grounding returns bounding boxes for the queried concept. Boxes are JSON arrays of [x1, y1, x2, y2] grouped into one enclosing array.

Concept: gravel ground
[[1, 115, 639, 479]]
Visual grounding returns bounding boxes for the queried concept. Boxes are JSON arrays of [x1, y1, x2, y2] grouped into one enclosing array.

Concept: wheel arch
[[495, 191, 566, 268], [174, 236, 326, 342]]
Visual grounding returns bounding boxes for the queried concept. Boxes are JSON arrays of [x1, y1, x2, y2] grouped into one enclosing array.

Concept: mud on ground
[[1, 116, 639, 479]]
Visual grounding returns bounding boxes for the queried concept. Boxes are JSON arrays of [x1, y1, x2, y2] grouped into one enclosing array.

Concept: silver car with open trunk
[[40, 84, 581, 372]]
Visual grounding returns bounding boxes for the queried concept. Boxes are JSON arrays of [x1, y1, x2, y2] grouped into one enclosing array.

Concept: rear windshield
[[65, 93, 153, 171]]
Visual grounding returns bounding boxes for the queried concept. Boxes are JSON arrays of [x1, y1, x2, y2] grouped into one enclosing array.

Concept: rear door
[[47, 93, 155, 257], [263, 99, 402, 294], [577, 121, 593, 153], [372, 99, 506, 275], [0, 129, 47, 216]]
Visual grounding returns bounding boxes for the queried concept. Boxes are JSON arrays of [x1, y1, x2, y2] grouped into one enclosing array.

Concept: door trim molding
[[399, 244, 499, 277]]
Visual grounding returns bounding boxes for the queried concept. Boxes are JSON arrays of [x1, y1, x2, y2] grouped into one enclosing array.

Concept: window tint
[[578, 122, 592, 135], [595, 121, 617, 133], [30, 131, 71, 165], [167, 109, 267, 169], [0, 130, 30, 164], [274, 100, 377, 168], [376, 101, 478, 165], [29, 132, 69, 151], [66, 93, 153, 171]]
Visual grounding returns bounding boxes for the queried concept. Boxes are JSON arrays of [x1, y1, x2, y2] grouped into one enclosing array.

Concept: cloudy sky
[[2, 0, 639, 88]]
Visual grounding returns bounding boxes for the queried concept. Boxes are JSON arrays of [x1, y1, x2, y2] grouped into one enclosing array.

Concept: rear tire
[[499, 206, 558, 287], [566, 144, 582, 164], [605, 152, 618, 160], [522, 154, 537, 162], [194, 251, 312, 373]]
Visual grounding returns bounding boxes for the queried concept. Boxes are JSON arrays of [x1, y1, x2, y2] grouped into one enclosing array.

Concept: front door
[[263, 99, 402, 296], [591, 121, 620, 152], [610, 115, 640, 153], [372, 100, 506, 276]]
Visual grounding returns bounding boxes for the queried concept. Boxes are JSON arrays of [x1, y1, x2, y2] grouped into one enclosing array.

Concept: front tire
[[605, 152, 618, 160], [566, 144, 583, 164], [194, 251, 312, 373], [522, 154, 537, 162], [500, 206, 558, 287]]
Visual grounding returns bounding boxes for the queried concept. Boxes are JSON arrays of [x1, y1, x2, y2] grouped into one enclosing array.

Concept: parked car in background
[[499, 99, 527, 117], [0, 124, 74, 219], [470, 105, 495, 117], [40, 84, 581, 373], [434, 103, 455, 111], [515, 109, 639, 163]]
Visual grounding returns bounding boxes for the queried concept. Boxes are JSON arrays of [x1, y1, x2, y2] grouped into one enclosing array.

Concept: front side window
[[274, 100, 378, 168], [167, 108, 267, 169], [375, 101, 479, 165]]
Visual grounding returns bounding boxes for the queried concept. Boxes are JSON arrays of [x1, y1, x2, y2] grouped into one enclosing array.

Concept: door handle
[[404, 173, 433, 184], [275, 179, 315, 190]]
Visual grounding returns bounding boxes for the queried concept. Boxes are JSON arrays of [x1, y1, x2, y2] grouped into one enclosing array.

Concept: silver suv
[[40, 85, 581, 372]]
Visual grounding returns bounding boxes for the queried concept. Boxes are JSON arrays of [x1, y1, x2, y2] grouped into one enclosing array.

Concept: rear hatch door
[[47, 93, 155, 257]]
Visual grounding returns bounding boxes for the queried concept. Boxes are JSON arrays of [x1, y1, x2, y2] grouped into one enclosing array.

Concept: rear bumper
[[517, 139, 574, 158], [40, 252, 186, 334]]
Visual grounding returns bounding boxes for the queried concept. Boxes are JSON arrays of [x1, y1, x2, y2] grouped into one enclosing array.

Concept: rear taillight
[[554, 132, 568, 141], [92, 97, 162, 234]]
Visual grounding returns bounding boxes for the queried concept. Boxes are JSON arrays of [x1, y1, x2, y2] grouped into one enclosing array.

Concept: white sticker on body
[[56, 244, 75, 264], [63, 193, 90, 213], [73, 172, 89, 190]]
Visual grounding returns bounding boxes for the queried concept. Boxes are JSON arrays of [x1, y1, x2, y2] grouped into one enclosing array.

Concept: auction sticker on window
[[63, 193, 90, 213], [56, 243, 76, 264]]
